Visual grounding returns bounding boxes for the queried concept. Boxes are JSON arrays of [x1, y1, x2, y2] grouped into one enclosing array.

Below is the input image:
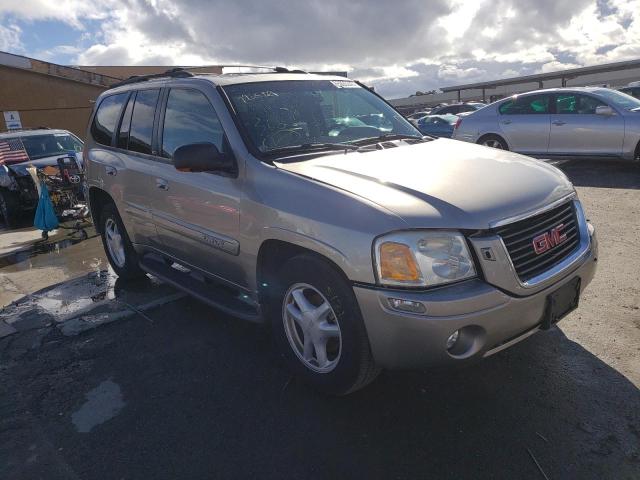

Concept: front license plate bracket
[[541, 277, 581, 330]]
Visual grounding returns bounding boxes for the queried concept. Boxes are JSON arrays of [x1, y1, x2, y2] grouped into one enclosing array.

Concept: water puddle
[[71, 379, 125, 433]]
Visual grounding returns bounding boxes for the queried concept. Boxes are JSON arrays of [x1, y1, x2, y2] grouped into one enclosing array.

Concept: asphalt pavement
[[0, 159, 638, 480]]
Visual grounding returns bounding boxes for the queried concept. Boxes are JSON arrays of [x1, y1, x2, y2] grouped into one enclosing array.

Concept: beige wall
[[0, 65, 107, 138]]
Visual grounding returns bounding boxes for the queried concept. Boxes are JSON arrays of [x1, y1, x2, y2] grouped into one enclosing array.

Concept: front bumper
[[355, 226, 598, 370]]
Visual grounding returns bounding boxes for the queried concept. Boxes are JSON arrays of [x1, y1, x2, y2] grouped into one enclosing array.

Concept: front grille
[[495, 201, 580, 282]]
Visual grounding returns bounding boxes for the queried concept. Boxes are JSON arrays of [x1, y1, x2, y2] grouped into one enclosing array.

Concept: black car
[[619, 84, 640, 100]]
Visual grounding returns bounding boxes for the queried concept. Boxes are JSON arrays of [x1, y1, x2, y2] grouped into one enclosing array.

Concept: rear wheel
[[99, 203, 145, 280], [0, 189, 19, 228], [478, 134, 508, 150], [268, 254, 380, 395]]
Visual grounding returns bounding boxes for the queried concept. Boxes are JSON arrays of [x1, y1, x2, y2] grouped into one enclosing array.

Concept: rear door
[[548, 92, 624, 156], [88, 90, 160, 247], [150, 87, 244, 288], [113, 88, 164, 247], [497, 93, 552, 154]]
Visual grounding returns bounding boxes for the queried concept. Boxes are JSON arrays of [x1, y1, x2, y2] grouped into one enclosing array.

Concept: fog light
[[446, 330, 460, 350], [387, 297, 426, 314]]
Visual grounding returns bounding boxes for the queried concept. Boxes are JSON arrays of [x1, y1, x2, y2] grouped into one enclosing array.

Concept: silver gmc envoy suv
[[85, 68, 598, 395]]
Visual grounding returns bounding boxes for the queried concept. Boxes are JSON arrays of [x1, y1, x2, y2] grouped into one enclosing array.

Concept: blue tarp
[[33, 182, 59, 232]]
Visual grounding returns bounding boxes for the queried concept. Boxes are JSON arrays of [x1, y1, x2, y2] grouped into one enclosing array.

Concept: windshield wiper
[[350, 133, 427, 147], [265, 142, 359, 157]]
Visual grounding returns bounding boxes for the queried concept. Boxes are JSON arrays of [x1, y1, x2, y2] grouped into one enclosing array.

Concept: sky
[[0, 0, 638, 99]]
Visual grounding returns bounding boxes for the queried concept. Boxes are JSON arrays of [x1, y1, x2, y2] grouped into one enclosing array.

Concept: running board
[[139, 255, 262, 323]]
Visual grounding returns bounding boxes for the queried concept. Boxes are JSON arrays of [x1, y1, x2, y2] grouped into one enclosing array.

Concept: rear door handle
[[156, 178, 169, 191], [105, 166, 117, 176], [552, 120, 566, 126], [501, 120, 512, 125]]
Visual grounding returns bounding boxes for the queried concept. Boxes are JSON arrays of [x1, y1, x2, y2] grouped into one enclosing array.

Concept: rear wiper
[[265, 142, 359, 157], [350, 133, 427, 147]]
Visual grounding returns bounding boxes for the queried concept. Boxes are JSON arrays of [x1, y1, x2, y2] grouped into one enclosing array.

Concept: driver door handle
[[156, 178, 169, 191], [552, 120, 566, 126]]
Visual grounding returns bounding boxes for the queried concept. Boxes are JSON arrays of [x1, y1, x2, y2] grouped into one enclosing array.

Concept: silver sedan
[[453, 87, 640, 161]]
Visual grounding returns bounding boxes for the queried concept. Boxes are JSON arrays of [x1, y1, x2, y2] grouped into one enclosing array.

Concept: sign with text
[[3, 111, 22, 130]]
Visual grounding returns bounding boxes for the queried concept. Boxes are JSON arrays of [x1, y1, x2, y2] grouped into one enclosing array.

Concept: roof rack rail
[[201, 65, 308, 74], [110, 65, 309, 88], [112, 68, 194, 88]]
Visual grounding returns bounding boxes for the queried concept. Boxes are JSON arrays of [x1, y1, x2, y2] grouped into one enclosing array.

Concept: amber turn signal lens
[[379, 242, 421, 282]]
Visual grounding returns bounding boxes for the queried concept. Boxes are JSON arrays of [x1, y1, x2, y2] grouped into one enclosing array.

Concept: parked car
[[86, 69, 597, 395], [430, 102, 485, 115], [416, 114, 459, 137], [406, 110, 431, 121], [405, 110, 432, 126], [0, 128, 84, 227], [619, 82, 640, 100], [453, 87, 640, 161]]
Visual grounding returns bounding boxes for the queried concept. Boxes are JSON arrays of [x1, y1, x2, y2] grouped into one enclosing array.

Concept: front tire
[[478, 134, 508, 150], [268, 254, 380, 395], [99, 203, 145, 280]]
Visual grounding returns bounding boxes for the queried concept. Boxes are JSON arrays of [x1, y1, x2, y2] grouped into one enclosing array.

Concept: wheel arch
[[88, 187, 116, 233], [256, 238, 354, 306], [477, 133, 510, 150]]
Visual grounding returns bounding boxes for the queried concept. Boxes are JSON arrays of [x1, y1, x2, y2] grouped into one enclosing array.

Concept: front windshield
[[595, 89, 640, 111], [223, 80, 421, 154], [11, 133, 83, 161]]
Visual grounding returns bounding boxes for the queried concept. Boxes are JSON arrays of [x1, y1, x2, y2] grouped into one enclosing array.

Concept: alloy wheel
[[104, 218, 126, 268], [483, 139, 504, 149], [282, 283, 342, 373]]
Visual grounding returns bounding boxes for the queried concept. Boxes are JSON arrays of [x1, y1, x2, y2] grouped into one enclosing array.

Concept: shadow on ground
[[1, 297, 638, 480], [557, 159, 640, 189]]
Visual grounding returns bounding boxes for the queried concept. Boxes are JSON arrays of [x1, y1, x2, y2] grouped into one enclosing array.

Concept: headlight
[[374, 231, 476, 287]]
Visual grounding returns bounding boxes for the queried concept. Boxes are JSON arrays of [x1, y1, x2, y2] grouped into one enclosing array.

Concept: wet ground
[[0, 159, 639, 479]]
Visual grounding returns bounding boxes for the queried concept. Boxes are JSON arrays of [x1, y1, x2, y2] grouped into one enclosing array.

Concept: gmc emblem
[[532, 224, 568, 255]]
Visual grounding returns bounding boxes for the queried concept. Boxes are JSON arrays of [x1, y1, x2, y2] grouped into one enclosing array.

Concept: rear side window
[[499, 94, 550, 115], [91, 93, 128, 146], [129, 89, 160, 155], [161, 89, 224, 157]]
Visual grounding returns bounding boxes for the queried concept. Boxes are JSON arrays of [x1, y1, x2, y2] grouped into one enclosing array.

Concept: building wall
[[0, 65, 107, 137]]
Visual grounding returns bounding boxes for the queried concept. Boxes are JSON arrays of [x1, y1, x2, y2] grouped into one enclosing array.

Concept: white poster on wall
[[3, 111, 22, 130]]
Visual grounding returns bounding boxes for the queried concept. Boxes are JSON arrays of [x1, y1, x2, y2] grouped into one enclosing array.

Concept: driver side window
[[556, 93, 606, 114], [161, 89, 225, 158]]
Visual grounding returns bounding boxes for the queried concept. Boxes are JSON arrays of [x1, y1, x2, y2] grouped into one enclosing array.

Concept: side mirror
[[595, 105, 614, 116], [173, 143, 235, 173]]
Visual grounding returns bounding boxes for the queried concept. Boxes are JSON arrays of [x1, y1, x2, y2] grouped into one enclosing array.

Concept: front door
[[548, 93, 625, 156], [150, 87, 244, 289], [497, 93, 552, 155]]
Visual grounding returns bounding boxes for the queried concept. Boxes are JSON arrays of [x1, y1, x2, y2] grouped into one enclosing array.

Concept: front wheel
[[99, 203, 145, 280], [478, 135, 508, 150], [268, 254, 380, 395]]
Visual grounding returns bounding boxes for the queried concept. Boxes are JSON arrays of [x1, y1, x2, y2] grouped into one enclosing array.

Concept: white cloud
[[0, 22, 22, 52], [0, 0, 638, 98]]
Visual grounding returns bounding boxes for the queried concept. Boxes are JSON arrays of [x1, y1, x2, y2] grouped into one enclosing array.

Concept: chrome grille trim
[[495, 200, 581, 282]]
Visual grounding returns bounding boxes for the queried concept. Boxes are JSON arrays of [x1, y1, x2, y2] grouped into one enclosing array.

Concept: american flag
[[0, 138, 30, 165]]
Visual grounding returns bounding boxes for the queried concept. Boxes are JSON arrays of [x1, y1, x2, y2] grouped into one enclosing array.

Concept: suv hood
[[276, 138, 574, 230]]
